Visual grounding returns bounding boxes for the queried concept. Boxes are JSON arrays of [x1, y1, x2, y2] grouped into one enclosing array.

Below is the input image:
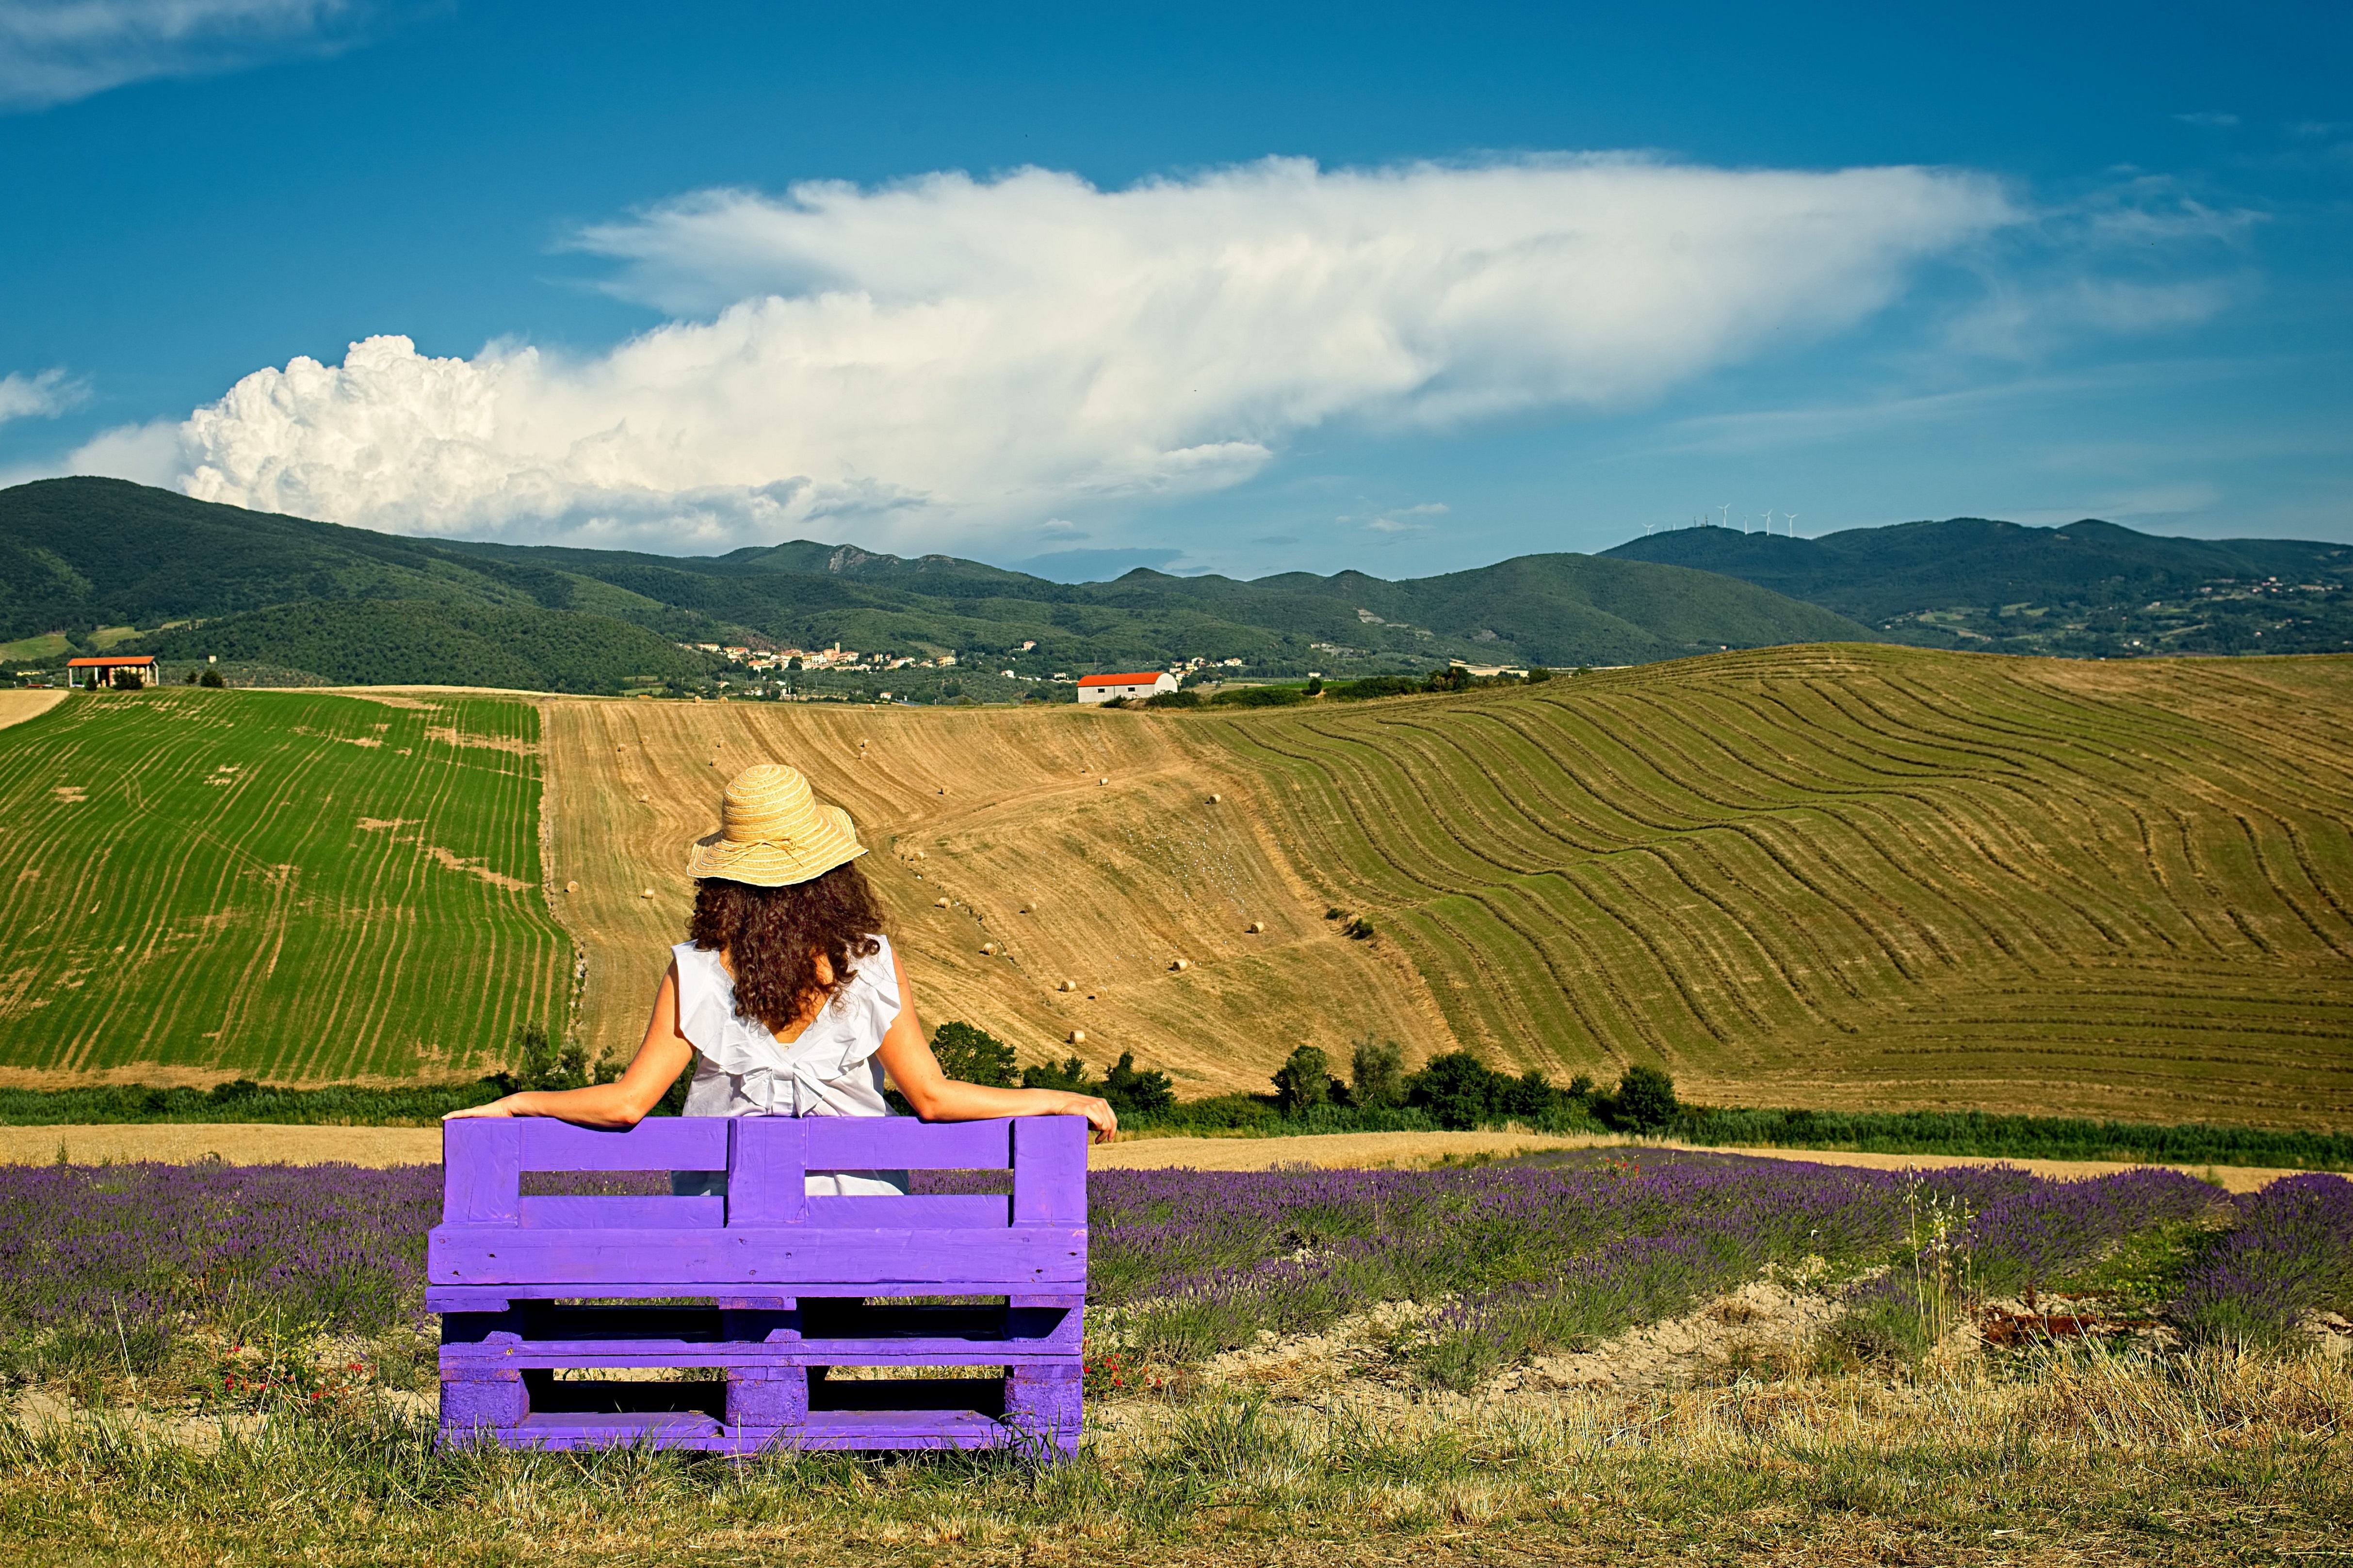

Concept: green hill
[[1604, 518, 2353, 658], [1, 478, 1867, 689]]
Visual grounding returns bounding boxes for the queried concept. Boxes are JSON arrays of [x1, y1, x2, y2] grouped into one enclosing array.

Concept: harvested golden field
[[541, 647, 2353, 1127], [540, 696, 1456, 1094]]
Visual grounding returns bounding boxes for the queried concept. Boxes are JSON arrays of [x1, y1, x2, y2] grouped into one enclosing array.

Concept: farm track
[[0, 690, 568, 1079]]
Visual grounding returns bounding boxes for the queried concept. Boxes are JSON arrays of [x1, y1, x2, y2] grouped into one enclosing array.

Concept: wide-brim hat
[[687, 763, 866, 887]]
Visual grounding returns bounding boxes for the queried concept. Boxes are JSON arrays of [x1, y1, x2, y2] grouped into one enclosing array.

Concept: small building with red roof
[[1076, 671, 1179, 705], [66, 654, 158, 690]]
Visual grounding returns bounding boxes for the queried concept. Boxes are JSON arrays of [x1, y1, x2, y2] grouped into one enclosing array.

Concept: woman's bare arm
[[443, 963, 695, 1127], [874, 948, 1118, 1142]]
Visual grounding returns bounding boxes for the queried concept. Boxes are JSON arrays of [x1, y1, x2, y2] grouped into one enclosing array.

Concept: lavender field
[[1, 1150, 2343, 1402]]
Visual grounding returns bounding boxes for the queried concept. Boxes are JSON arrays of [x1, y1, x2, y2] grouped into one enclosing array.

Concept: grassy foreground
[[3, 1351, 2346, 1566], [0, 688, 570, 1079]]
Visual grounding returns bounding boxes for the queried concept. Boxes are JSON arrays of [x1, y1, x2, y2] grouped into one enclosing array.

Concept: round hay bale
[[1098, 777, 1109, 785], [1247, 920, 1265, 933], [933, 897, 951, 908], [1207, 793, 1222, 804], [1169, 958, 1190, 972], [564, 880, 579, 894], [640, 888, 655, 900], [1067, 1030, 1087, 1045], [981, 942, 999, 956]]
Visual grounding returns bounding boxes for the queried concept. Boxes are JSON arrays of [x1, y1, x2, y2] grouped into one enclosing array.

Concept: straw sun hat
[[686, 763, 867, 887]]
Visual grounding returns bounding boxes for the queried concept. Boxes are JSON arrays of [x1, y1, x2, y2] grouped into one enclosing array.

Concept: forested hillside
[[1606, 518, 2353, 658], [1, 478, 1867, 689]]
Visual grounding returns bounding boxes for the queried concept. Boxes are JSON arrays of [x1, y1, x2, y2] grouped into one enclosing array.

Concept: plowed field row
[[0, 690, 568, 1079]]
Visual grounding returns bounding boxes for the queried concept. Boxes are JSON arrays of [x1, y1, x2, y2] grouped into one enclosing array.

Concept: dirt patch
[[426, 725, 537, 756], [1092, 1130, 2310, 1192], [0, 1125, 440, 1166], [425, 845, 531, 892], [0, 691, 65, 730]]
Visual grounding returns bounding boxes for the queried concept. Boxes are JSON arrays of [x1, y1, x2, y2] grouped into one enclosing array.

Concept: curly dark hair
[[688, 863, 887, 1035]]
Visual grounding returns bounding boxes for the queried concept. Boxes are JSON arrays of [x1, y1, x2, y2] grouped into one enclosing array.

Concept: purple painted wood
[[517, 1118, 727, 1171], [518, 1196, 724, 1229], [726, 1367, 808, 1427], [726, 1118, 807, 1225], [475, 1409, 1017, 1452], [1004, 1362, 1083, 1455], [1012, 1116, 1086, 1224], [429, 1226, 1084, 1285], [442, 1121, 519, 1224], [439, 1368, 526, 1429], [430, 1283, 1083, 1307], [801, 1116, 1014, 1168], [435, 1113, 1089, 1456], [803, 1195, 1007, 1228]]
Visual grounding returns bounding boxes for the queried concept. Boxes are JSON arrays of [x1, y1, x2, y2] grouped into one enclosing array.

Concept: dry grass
[[0, 691, 65, 731], [1, 1345, 2343, 1565]]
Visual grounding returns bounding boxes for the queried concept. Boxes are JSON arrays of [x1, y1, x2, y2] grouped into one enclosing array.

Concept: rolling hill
[[1605, 518, 2353, 658], [1, 478, 1867, 688]]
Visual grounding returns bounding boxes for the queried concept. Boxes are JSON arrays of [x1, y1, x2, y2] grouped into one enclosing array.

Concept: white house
[[1076, 671, 1180, 705]]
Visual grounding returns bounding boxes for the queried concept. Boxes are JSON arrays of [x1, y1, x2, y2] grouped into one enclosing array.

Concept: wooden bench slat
[[516, 1118, 729, 1170], [795, 1116, 1015, 1168], [518, 1196, 725, 1229], [429, 1226, 1085, 1286]]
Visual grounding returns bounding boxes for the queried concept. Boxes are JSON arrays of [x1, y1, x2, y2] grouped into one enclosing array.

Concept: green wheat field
[[0, 689, 569, 1080]]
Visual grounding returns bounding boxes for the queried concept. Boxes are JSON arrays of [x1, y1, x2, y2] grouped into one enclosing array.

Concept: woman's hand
[[443, 1096, 524, 1120], [1052, 1092, 1118, 1143]]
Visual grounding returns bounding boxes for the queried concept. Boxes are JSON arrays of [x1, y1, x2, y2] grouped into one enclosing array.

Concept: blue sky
[[1, 1, 2347, 581]]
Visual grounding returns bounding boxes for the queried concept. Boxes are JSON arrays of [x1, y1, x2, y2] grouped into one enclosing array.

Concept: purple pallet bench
[[428, 1115, 1087, 1455]]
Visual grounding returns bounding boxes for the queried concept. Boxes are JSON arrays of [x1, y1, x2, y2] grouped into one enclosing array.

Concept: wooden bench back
[[430, 1116, 1087, 1297]]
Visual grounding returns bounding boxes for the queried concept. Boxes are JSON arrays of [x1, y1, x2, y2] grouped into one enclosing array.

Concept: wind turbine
[[1718, 503, 1732, 531], [1785, 512, 1799, 538]]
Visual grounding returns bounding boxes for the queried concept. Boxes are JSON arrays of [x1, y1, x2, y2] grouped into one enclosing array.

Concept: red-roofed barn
[[66, 655, 158, 690], [1076, 671, 1179, 705]]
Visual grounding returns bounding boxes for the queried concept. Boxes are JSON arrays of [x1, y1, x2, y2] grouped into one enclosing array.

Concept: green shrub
[[1210, 685, 1308, 708], [1327, 675, 1423, 701], [1021, 1054, 1095, 1093], [1611, 1064, 1679, 1132], [930, 1021, 1018, 1087], [1143, 688, 1203, 709], [1271, 1046, 1333, 1115], [1100, 1051, 1177, 1117], [1349, 1036, 1405, 1109]]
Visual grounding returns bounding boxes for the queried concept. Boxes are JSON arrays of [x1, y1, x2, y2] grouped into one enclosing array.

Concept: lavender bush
[[0, 1161, 438, 1378], [2174, 1173, 2353, 1345], [0, 1153, 2314, 1396]]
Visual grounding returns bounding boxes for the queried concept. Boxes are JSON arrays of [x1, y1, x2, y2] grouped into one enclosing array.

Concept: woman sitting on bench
[[448, 762, 1118, 1194]]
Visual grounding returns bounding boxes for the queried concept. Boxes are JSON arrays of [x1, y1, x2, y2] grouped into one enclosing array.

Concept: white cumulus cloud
[[0, 0, 363, 111], [158, 155, 2014, 552]]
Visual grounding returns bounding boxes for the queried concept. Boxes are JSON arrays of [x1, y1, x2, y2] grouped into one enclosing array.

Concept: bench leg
[[440, 1368, 527, 1445], [1003, 1363, 1082, 1455], [727, 1366, 809, 1433]]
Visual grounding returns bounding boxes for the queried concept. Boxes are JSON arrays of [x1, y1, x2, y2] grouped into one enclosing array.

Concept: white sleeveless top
[[670, 934, 905, 1196]]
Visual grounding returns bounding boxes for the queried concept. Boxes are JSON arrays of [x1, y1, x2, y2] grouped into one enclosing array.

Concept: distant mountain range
[[0, 479, 1866, 690], [10, 481, 2346, 692], [1605, 518, 2353, 659]]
